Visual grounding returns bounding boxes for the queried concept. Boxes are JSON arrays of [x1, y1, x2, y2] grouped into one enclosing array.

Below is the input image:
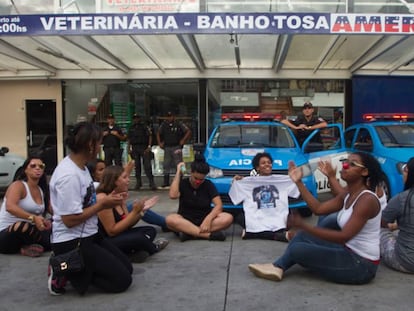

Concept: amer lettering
[[229, 159, 252, 166]]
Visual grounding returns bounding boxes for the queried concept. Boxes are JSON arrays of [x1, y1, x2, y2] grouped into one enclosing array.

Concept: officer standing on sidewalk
[[127, 114, 157, 190], [157, 111, 191, 188], [102, 114, 127, 166]]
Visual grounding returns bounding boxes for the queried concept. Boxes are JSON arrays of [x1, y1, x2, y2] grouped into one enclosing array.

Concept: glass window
[[376, 125, 414, 147], [211, 124, 295, 148]]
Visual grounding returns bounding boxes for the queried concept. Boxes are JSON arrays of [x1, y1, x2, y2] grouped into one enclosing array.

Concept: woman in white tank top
[[0, 157, 51, 257], [248, 151, 384, 284]]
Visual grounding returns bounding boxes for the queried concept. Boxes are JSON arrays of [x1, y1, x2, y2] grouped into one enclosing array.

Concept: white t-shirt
[[49, 156, 98, 243], [229, 175, 299, 232]]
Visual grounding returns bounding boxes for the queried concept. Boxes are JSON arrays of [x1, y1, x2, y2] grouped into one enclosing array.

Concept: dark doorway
[[26, 100, 57, 175]]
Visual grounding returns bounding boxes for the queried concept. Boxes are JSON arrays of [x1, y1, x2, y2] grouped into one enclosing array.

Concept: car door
[[302, 124, 348, 194]]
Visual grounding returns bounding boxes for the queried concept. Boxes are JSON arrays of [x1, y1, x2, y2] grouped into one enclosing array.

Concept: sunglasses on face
[[341, 159, 366, 169], [29, 163, 46, 170]]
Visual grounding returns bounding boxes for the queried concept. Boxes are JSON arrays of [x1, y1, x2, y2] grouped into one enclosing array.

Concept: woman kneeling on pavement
[[249, 152, 384, 284], [96, 165, 168, 263], [166, 154, 233, 242], [48, 122, 132, 295]]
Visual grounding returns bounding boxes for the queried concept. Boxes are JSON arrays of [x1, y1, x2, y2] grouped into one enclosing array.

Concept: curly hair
[[353, 151, 384, 192], [252, 152, 273, 170]]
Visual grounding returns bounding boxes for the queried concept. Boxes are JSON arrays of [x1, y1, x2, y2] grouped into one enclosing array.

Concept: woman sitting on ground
[[166, 154, 233, 242], [381, 157, 414, 273], [0, 157, 51, 257], [249, 152, 384, 284], [96, 165, 168, 263], [87, 159, 170, 232], [229, 152, 299, 242]]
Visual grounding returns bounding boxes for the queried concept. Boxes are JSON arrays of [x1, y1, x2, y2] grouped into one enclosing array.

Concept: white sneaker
[[248, 263, 283, 282]]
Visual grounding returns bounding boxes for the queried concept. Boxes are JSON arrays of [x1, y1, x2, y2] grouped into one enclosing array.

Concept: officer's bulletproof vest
[[129, 124, 147, 145]]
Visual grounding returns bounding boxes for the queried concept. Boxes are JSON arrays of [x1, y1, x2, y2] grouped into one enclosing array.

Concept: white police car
[[344, 113, 414, 198], [202, 113, 347, 209], [0, 146, 25, 191]]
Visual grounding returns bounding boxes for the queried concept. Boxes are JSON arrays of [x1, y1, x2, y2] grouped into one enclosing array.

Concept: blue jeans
[[126, 202, 167, 230], [317, 212, 339, 229], [274, 231, 378, 284]]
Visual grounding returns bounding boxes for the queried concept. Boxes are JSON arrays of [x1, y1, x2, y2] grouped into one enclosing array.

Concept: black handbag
[[49, 245, 84, 275], [49, 223, 85, 275]]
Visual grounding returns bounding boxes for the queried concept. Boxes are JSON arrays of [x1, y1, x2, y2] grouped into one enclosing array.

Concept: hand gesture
[[131, 199, 145, 214], [142, 196, 159, 211], [318, 160, 336, 178], [103, 191, 126, 209], [288, 160, 303, 183]]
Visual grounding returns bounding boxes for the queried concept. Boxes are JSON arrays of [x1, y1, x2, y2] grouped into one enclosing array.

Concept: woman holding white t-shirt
[[229, 152, 299, 242]]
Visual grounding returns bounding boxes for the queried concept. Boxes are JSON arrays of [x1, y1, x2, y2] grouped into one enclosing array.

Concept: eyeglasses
[[29, 163, 46, 170], [402, 164, 408, 173], [341, 159, 366, 169]]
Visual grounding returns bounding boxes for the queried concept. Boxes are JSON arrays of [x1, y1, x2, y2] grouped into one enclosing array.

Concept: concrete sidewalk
[[1, 189, 413, 311]]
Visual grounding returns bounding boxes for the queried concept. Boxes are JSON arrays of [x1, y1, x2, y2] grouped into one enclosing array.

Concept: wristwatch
[[27, 215, 35, 224]]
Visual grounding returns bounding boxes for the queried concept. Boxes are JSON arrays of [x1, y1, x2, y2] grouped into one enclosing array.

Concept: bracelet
[[27, 215, 35, 224]]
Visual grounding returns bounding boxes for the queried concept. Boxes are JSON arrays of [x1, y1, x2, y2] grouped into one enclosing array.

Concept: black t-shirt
[[178, 178, 219, 220], [291, 115, 325, 145]]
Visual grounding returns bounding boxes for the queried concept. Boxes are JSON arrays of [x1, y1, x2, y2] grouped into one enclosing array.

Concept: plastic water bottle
[[180, 165, 186, 174]]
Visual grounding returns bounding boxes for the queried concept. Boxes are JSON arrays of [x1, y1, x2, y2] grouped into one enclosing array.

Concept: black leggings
[[51, 233, 132, 295], [0, 221, 51, 254], [108, 226, 158, 255]]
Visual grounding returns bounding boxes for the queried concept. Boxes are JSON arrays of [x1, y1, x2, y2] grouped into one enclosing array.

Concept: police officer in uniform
[[102, 114, 126, 166], [157, 111, 191, 188], [282, 102, 327, 146], [127, 114, 157, 190]]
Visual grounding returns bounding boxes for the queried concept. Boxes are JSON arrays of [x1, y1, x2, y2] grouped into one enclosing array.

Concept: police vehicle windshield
[[210, 124, 295, 148], [375, 124, 414, 147]]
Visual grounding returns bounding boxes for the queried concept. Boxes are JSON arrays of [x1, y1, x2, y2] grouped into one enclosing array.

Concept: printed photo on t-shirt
[[252, 185, 279, 209]]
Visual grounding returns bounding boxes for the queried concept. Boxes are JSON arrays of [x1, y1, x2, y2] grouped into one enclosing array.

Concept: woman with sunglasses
[[48, 122, 132, 296], [166, 154, 233, 242], [0, 157, 51, 257], [381, 157, 414, 273], [249, 151, 384, 284]]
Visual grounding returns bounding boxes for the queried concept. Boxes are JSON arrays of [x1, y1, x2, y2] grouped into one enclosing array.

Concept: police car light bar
[[363, 113, 414, 121], [221, 113, 282, 122]]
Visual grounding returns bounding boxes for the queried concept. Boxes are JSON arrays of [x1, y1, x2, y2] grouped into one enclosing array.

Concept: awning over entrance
[[1, 1, 414, 80]]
